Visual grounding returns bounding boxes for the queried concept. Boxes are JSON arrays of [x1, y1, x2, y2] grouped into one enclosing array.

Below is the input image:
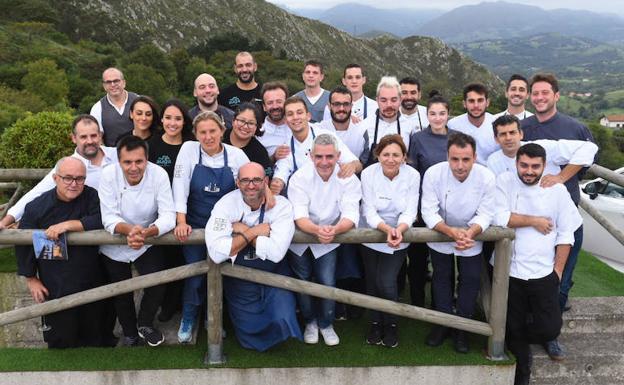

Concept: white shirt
[[272, 127, 358, 184], [361, 163, 420, 254], [7, 146, 118, 221], [360, 113, 411, 150], [313, 120, 370, 162], [492, 109, 534, 121], [99, 162, 176, 263], [172, 142, 249, 214], [421, 162, 496, 256], [322, 95, 378, 121], [206, 190, 295, 264], [494, 171, 583, 280], [258, 118, 290, 157], [90, 93, 131, 132], [287, 162, 361, 258], [447, 113, 499, 165], [486, 139, 599, 176], [400, 105, 429, 133]]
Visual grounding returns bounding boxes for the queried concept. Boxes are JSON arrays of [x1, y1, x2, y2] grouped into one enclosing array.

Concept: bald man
[[90, 67, 139, 146], [205, 162, 301, 351], [188, 73, 234, 129], [16, 157, 107, 348]]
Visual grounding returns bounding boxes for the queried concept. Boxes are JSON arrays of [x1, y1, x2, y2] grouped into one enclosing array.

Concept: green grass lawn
[[569, 250, 624, 297], [0, 247, 16, 273]]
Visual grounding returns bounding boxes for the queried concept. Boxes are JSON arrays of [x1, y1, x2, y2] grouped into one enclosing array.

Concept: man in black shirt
[[188, 73, 234, 129], [218, 52, 262, 111], [17, 157, 106, 348]]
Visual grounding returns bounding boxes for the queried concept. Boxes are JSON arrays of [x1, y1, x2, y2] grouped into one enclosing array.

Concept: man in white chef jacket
[[494, 143, 582, 385], [287, 134, 362, 346], [421, 132, 496, 353], [270, 96, 361, 194], [486, 115, 598, 178], [99, 135, 176, 347]]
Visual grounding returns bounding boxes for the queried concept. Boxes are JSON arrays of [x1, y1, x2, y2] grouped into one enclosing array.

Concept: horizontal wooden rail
[[588, 164, 624, 188], [0, 169, 50, 181]]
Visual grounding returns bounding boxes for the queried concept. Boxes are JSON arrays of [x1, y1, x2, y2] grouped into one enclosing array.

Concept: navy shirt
[[408, 127, 459, 181], [16, 186, 104, 299], [521, 112, 595, 204]]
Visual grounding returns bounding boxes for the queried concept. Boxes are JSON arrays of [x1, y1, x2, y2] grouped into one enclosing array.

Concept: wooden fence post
[[487, 238, 512, 360], [205, 258, 225, 365]]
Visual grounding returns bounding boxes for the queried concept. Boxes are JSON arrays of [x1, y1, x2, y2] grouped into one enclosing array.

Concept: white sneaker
[[303, 321, 319, 344], [320, 325, 340, 346]]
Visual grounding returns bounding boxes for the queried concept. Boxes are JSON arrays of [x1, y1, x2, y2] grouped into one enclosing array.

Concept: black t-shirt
[[148, 134, 194, 183], [218, 83, 262, 111], [223, 128, 273, 178]]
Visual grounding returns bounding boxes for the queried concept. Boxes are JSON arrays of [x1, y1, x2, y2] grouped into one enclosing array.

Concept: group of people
[[1, 51, 599, 385]]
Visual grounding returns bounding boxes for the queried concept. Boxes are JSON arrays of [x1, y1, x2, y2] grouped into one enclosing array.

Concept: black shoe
[[543, 339, 565, 361], [382, 324, 398, 348], [563, 300, 572, 312], [366, 322, 382, 345], [453, 330, 469, 353], [138, 326, 165, 347], [425, 325, 449, 347], [122, 335, 140, 347]]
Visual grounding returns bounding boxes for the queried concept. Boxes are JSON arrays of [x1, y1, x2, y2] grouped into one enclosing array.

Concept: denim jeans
[[288, 248, 337, 329], [559, 225, 583, 310]]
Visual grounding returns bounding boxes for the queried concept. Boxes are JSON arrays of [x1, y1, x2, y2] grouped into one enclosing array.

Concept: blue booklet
[[32, 231, 68, 261]]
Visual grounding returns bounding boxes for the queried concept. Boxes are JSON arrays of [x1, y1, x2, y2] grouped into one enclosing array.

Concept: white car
[[580, 167, 624, 273]]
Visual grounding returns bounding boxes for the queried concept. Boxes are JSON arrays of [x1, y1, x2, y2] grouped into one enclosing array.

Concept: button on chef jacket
[[360, 113, 411, 150], [258, 118, 290, 157], [447, 112, 499, 166], [421, 162, 496, 256], [8, 146, 118, 222], [399, 105, 429, 134], [172, 141, 249, 215], [287, 162, 361, 258], [360, 163, 420, 254], [99, 162, 176, 262], [206, 190, 295, 263], [493, 171, 583, 280], [313, 119, 370, 164]]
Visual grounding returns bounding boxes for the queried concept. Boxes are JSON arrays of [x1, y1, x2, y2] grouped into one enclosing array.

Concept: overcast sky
[[269, 0, 624, 15]]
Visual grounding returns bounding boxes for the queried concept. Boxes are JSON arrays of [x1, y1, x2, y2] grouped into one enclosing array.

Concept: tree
[[21, 58, 69, 107], [124, 44, 178, 91], [123, 63, 171, 105]]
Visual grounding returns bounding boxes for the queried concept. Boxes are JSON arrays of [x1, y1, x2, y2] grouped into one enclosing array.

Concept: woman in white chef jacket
[[360, 134, 419, 348]]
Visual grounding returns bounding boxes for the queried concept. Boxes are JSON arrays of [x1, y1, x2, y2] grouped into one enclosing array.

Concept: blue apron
[[223, 205, 302, 351], [183, 146, 236, 307]]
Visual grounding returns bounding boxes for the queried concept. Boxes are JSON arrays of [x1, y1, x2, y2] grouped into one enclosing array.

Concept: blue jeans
[[559, 225, 583, 310], [430, 249, 481, 319], [288, 248, 337, 329]]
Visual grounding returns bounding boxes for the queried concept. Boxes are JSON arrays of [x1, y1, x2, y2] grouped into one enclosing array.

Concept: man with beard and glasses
[[0, 115, 118, 230], [295, 59, 330, 123], [360, 76, 410, 166], [257, 81, 291, 162], [493, 74, 534, 121], [322, 64, 378, 122], [493, 143, 582, 385], [315, 86, 370, 164], [448, 83, 498, 165], [520, 73, 595, 361], [399, 77, 429, 134], [218, 52, 262, 111], [188, 73, 234, 129]]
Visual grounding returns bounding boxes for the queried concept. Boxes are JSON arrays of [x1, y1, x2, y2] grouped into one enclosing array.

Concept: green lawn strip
[[570, 250, 624, 297], [0, 247, 17, 273]]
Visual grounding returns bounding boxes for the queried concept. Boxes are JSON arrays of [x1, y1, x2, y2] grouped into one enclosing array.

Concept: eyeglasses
[[58, 175, 86, 185], [330, 102, 351, 108], [102, 79, 122, 86], [234, 118, 257, 128], [238, 177, 264, 186]]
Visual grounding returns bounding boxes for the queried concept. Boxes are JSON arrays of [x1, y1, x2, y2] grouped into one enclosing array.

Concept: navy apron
[[365, 110, 401, 167], [223, 205, 302, 351], [182, 145, 236, 307], [283, 127, 316, 195]]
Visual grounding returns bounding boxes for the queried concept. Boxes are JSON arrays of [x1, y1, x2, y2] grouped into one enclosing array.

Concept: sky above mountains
[[271, 0, 624, 15]]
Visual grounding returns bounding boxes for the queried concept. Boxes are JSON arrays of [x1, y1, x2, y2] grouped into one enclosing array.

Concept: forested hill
[[44, 0, 501, 94]]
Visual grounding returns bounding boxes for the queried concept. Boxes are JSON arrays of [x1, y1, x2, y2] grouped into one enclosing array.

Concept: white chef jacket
[[258, 118, 290, 157], [206, 190, 295, 263], [399, 105, 429, 133], [360, 163, 420, 254], [486, 139, 598, 176], [287, 162, 361, 258], [421, 162, 496, 256], [492, 109, 534, 121], [493, 171, 583, 280], [272, 127, 358, 184], [322, 95, 378, 121], [8, 146, 118, 221], [447, 112, 499, 165], [172, 142, 249, 214], [313, 119, 370, 163], [360, 113, 412, 150], [99, 162, 176, 262]]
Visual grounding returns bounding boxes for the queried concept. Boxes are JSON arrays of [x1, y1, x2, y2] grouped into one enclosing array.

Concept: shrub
[[21, 58, 69, 107], [0, 111, 74, 168]]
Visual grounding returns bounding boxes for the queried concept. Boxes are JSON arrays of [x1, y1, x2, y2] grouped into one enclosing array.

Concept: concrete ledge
[[0, 365, 515, 385]]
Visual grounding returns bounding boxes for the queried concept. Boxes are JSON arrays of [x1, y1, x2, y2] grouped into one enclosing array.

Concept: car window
[[602, 182, 624, 198]]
